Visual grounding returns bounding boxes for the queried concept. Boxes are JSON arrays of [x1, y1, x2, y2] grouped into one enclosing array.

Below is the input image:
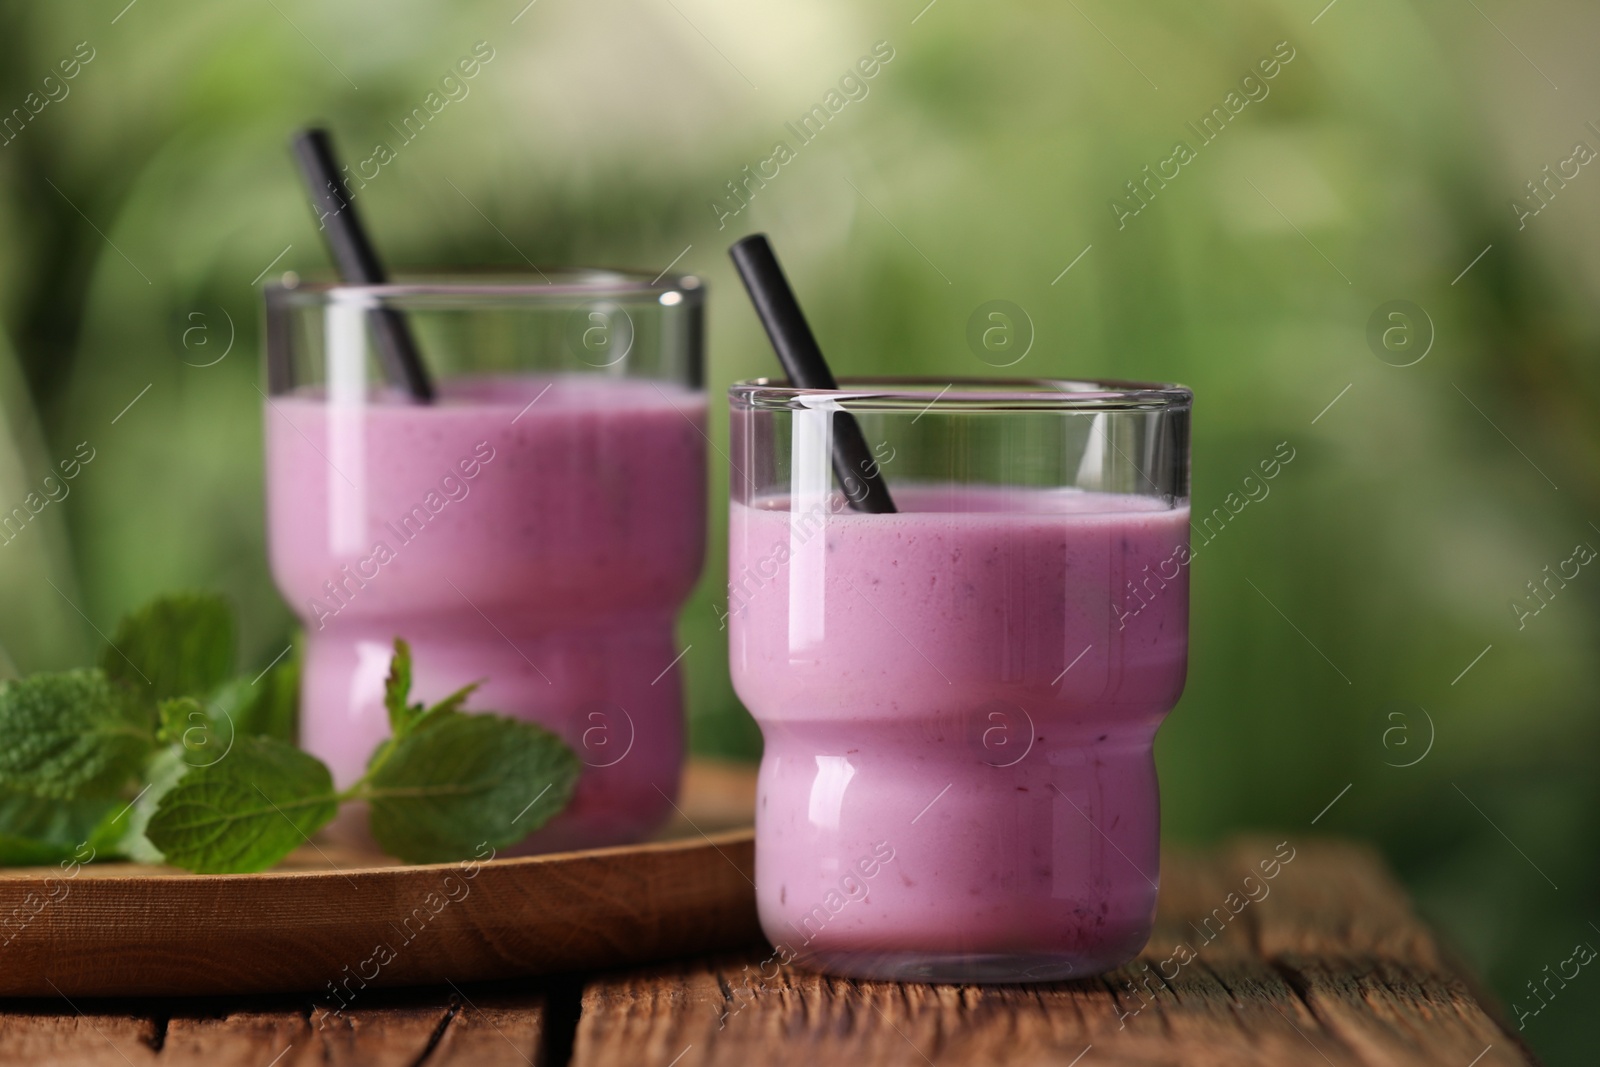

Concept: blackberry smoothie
[[729, 484, 1189, 981], [266, 374, 706, 852]]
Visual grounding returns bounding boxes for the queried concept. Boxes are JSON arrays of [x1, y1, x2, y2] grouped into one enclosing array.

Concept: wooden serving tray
[[0, 760, 759, 998]]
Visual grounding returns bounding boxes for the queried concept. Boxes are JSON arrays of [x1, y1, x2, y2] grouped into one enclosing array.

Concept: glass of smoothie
[[263, 272, 706, 853], [728, 377, 1191, 982]]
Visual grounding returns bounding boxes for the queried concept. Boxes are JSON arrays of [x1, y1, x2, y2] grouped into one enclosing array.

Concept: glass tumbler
[[263, 272, 706, 853], [727, 378, 1191, 982]]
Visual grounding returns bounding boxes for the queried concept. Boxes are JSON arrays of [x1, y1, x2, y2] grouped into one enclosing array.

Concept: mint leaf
[[102, 593, 235, 701], [426, 681, 481, 720], [111, 745, 191, 864], [203, 644, 300, 747], [239, 641, 301, 743], [155, 695, 242, 772], [0, 790, 117, 865], [144, 737, 338, 873], [157, 697, 203, 745], [0, 670, 154, 799], [383, 638, 424, 733], [0, 833, 86, 867], [379, 638, 478, 738], [364, 712, 579, 864]]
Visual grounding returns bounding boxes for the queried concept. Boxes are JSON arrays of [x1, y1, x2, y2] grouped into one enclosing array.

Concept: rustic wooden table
[[0, 837, 1534, 1066]]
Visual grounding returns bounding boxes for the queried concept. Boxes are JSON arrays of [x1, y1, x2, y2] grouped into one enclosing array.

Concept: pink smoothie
[[729, 485, 1189, 980], [266, 374, 706, 852]]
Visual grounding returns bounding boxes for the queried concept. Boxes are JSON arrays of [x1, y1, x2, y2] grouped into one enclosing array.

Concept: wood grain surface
[[0, 987, 551, 1066], [566, 838, 1534, 1067], [0, 771, 1535, 1066], [0, 761, 760, 998]]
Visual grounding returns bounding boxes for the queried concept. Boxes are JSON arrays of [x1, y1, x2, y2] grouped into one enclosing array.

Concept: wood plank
[[1226, 838, 1528, 1067], [568, 838, 1534, 1067], [426, 985, 550, 1066], [0, 1002, 162, 1067], [163, 1000, 456, 1067], [0, 986, 553, 1067]]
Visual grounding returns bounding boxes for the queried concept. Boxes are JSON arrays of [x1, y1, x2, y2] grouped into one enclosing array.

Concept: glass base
[[790, 948, 1134, 984]]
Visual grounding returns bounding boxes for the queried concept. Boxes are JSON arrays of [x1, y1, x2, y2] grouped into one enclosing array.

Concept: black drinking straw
[[291, 127, 435, 403], [728, 234, 897, 514]]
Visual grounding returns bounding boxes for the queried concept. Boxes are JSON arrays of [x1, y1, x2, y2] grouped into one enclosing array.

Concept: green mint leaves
[[384, 637, 421, 732], [100, 592, 235, 701], [0, 670, 154, 799], [365, 713, 579, 863], [0, 595, 580, 873], [143, 638, 579, 871], [144, 737, 339, 873], [363, 642, 578, 863], [0, 790, 117, 865], [379, 637, 484, 734]]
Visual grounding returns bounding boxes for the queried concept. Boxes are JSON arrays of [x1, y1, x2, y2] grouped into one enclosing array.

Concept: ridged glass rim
[[264, 269, 704, 307], [729, 376, 1192, 413]]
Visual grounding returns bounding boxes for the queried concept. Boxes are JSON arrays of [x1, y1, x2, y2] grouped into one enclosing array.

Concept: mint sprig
[[142, 638, 579, 870], [362, 644, 578, 862], [0, 595, 581, 873]]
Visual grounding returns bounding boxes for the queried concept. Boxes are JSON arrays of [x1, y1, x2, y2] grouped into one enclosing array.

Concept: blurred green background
[[1, 0, 1596, 1059]]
